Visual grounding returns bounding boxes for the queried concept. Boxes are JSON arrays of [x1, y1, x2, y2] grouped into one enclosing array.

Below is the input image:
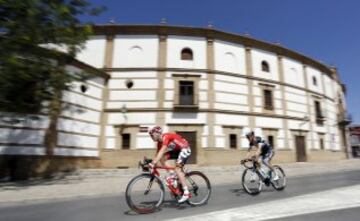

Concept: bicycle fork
[[144, 176, 155, 195], [186, 176, 199, 196], [256, 170, 271, 186]]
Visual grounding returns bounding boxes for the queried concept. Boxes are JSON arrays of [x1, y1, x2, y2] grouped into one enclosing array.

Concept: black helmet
[[245, 131, 255, 139]]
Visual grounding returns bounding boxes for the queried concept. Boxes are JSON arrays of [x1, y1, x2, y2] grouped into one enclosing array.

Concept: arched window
[[261, 61, 270, 72], [128, 46, 143, 66], [224, 52, 237, 72], [181, 48, 193, 60], [312, 76, 317, 86]]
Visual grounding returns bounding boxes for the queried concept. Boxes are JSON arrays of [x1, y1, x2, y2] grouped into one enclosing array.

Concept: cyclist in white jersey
[[245, 131, 279, 181]]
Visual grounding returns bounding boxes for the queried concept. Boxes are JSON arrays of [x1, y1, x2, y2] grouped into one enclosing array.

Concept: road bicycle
[[240, 158, 286, 195], [125, 157, 211, 214]]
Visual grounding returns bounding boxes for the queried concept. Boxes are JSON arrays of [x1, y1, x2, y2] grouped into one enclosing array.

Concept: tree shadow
[[0, 114, 48, 181], [0, 106, 95, 182], [0, 171, 84, 191]]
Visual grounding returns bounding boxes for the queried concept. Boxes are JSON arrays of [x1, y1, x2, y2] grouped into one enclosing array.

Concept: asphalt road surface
[[1, 170, 360, 221]]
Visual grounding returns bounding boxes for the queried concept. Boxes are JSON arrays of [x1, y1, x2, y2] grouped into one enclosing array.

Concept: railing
[[316, 113, 325, 126], [338, 113, 352, 126]]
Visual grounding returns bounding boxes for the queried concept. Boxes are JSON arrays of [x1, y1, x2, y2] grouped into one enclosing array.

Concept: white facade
[[214, 40, 246, 74], [113, 35, 159, 68], [1, 25, 348, 164], [0, 65, 106, 157], [167, 36, 207, 69], [252, 49, 279, 81], [76, 36, 106, 68], [98, 30, 345, 159]]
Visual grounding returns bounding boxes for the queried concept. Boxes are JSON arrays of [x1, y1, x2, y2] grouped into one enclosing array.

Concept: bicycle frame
[[127, 157, 211, 213], [152, 166, 181, 195], [144, 164, 183, 196], [241, 159, 268, 182], [139, 158, 200, 198]]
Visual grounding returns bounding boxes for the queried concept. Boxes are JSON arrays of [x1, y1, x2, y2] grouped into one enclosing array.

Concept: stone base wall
[[100, 149, 155, 168], [272, 150, 297, 163], [100, 148, 302, 168], [99, 148, 347, 169], [0, 156, 100, 180], [307, 150, 346, 162], [201, 149, 297, 166], [1, 149, 346, 179], [201, 149, 247, 166]]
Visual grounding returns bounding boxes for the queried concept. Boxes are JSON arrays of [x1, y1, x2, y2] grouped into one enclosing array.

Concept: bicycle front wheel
[[125, 174, 165, 214], [242, 168, 262, 195], [270, 165, 286, 191], [185, 171, 211, 206]]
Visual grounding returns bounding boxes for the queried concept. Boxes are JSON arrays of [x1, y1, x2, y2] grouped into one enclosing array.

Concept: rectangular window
[[268, 135, 274, 148], [179, 81, 194, 105], [263, 89, 273, 110], [230, 134, 237, 149], [320, 138, 324, 150], [315, 101, 323, 125], [122, 133, 131, 149]]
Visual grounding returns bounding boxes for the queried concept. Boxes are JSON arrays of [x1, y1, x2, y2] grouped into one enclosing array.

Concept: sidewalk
[[0, 159, 359, 206]]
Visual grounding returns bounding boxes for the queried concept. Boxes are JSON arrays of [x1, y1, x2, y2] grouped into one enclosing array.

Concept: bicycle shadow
[[229, 186, 275, 196], [123, 200, 188, 216], [162, 200, 188, 210], [229, 188, 247, 196]]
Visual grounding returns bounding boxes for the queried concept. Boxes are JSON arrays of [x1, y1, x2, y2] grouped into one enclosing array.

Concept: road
[[0, 170, 360, 221]]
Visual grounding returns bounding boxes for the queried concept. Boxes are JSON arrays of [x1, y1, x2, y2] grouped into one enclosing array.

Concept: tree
[[0, 1, 105, 158]]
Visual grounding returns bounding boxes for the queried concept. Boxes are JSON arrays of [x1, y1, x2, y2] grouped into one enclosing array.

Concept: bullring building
[[0, 24, 351, 171]]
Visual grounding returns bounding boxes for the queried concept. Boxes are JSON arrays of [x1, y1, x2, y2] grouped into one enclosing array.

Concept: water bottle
[[172, 177, 178, 188], [166, 173, 177, 188], [259, 166, 268, 179]]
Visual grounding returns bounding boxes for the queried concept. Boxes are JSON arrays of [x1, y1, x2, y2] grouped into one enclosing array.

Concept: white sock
[[183, 187, 189, 194]]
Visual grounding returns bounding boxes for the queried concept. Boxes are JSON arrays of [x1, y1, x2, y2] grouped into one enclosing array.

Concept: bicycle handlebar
[[138, 157, 152, 172], [240, 158, 258, 169], [139, 157, 176, 173]]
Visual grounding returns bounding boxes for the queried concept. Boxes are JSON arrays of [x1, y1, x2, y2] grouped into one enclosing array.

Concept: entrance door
[[177, 131, 197, 164], [295, 136, 307, 162]]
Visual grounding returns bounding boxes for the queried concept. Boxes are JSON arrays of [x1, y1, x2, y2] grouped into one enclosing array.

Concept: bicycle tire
[[125, 173, 165, 214], [185, 171, 211, 206], [241, 168, 262, 195], [270, 165, 286, 191]]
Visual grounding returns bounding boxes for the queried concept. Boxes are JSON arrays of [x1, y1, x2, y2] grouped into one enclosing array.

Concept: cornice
[[92, 24, 336, 79], [104, 107, 309, 121], [102, 67, 335, 102]]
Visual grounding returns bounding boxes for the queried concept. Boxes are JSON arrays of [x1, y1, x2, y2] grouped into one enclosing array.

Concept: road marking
[[168, 184, 360, 221]]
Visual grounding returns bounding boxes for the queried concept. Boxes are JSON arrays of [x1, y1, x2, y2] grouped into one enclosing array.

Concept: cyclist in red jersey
[[148, 126, 192, 203]]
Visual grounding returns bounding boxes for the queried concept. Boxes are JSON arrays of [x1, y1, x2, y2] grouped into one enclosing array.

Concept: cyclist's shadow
[[229, 188, 247, 197], [229, 186, 275, 197], [161, 199, 188, 210], [123, 200, 187, 216]]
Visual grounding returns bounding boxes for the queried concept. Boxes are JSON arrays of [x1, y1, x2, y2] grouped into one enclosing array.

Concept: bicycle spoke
[[270, 166, 286, 191], [186, 177, 199, 195], [242, 168, 262, 195], [144, 177, 155, 195], [126, 174, 164, 214], [185, 171, 211, 206]]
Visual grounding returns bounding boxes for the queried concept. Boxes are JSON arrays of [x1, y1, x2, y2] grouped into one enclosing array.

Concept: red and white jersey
[[157, 133, 189, 152]]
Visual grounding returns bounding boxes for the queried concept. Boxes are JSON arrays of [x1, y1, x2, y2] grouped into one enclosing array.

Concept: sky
[[81, 0, 360, 124]]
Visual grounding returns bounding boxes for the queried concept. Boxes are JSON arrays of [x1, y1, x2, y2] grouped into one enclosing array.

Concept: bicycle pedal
[[264, 178, 271, 186]]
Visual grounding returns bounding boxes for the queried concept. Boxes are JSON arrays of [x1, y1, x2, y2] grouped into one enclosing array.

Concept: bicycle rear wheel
[[125, 174, 165, 214], [242, 168, 262, 195], [185, 171, 211, 206], [270, 165, 286, 191]]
